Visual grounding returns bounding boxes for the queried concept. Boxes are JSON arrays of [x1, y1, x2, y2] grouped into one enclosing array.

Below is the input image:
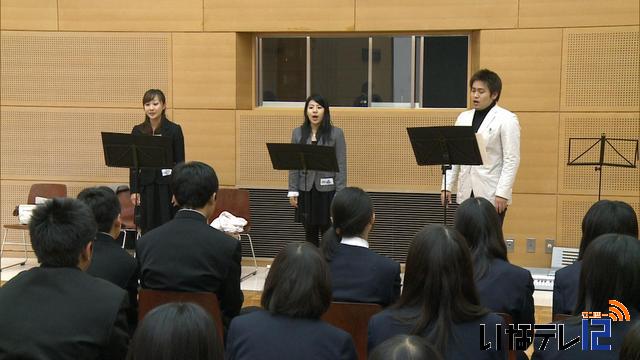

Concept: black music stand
[[567, 134, 639, 200], [266, 143, 339, 229], [101, 132, 174, 231], [407, 126, 484, 225]]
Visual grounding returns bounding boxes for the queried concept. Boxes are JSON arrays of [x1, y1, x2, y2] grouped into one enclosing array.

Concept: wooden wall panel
[[236, 33, 254, 110], [355, 0, 517, 31], [514, 112, 559, 194], [519, 0, 639, 28], [173, 33, 237, 110], [0, 0, 57, 30], [558, 113, 640, 197], [174, 109, 236, 186], [58, 0, 202, 31], [503, 194, 556, 267], [478, 29, 562, 112], [0, 31, 170, 108], [561, 27, 639, 112], [203, 0, 355, 32]]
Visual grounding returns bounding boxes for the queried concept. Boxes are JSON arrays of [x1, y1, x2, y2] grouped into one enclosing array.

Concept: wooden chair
[[209, 188, 258, 281], [2, 183, 67, 270], [115, 185, 138, 249], [138, 288, 225, 345], [320, 301, 383, 360], [495, 312, 517, 360]]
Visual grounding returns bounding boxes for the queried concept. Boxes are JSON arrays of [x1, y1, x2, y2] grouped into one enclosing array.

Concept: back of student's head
[[576, 234, 640, 314], [454, 197, 507, 279], [29, 197, 97, 267], [397, 225, 486, 351], [579, 200, 638, 260], [261, 242, 331, 319], [621, 321, 640, 360], [171, 161, 219, 209], [369, 335, 443, 360], [77, 186, 120, 233], [321, 187, 374, 261], [127, 302, 223, 360]]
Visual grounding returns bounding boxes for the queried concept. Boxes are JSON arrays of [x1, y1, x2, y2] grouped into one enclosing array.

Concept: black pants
[[304, 223, 330, 247]]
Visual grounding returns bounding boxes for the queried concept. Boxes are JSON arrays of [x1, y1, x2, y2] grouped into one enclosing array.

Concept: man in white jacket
[[441, 69, 520, 224]]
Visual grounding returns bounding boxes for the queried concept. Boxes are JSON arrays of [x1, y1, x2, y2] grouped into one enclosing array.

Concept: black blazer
[[87, 232, 139, 331], [552, 261, 581, 316], [532, 315, 638, 359], [136, 209, 244, 324], [368, 307, 507, 359], [0, 266, 129, 360], [329, 243, 401, 306], [129, 118, 185, 192], [226, 309, 357, 360]]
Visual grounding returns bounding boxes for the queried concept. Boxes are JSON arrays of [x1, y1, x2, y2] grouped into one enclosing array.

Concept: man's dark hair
[[77, 186, 120, 233], [469, 69, 502, 101], [261, 242, 332, 319], [29, 197, 97, 267], [578, 200, 638, 260], [171, 161, 219, 209]]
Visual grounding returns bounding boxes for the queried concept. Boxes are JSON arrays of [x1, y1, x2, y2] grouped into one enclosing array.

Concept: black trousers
[[304, 223, 330, 247]]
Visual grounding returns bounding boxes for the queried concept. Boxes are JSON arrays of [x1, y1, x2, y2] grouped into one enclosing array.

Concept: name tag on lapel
[[320, 178, 334, 186], [161, 169, 172, 176]]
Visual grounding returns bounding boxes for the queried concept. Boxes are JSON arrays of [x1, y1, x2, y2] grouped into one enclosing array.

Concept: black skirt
[[139, 183, 177, 234], [295, 186, 335, 227]]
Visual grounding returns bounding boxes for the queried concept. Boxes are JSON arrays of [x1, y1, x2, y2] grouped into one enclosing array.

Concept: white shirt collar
[[341, 236, 369, 248]]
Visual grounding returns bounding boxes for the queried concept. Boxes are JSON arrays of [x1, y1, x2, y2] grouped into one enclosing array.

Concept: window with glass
[[258, 34, 469, 108]]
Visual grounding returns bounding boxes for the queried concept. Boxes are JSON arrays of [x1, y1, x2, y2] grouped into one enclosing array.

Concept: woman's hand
[[289, 196, 298, 208], [130, 193, 140, 206]]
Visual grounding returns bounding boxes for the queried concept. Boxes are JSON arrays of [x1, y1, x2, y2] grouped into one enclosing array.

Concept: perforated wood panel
[[561, 27, 639, 111], [0, 32, 170, 107], [237, 109, 459, 191], [0, 0, 58, 30], [558, 113, 640, 196], [519, 0, 640, 28], [1, 107, 144, 181], [558, 195, 640, 249]]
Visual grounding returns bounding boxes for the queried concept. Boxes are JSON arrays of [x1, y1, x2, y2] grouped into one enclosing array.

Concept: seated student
[[78, 186, 139, 331], [321, 187, 401, 306], [369, 335, 443, 360], [127, 302, 223, 360], [455, 197, 534, 357], [368, 224, 506, 359], [0, 198, 129, 359], [620, 321, 640, 360], [137, 161, 244, 327], [226, 242, 357, 360], [533, 233, 640, 359], [553, 200, 638, 316]]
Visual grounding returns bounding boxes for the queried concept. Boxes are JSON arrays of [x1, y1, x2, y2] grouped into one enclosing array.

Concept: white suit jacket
[[442, 105, 520, 205]]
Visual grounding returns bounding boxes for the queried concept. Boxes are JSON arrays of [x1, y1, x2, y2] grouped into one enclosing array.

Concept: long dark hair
[[299, 94, 333, 144], [127, 302, 223, 360], [394, 224, 487, 352], [454, 197, 507, 280], [578, 200, 638, 260], [321, 187, 374, 261], [140, 89, 169, 134], [575, 234, 640, 315]]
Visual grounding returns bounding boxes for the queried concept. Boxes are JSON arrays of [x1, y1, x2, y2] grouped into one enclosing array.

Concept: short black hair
[[127, 302, 222, 360], [171, 161, 219, 209], [621, 321, 640, 360], [579, 200, 638, 260], [261, 242, 332, 319], [77, 186, 120, 233], [369, 335, 443, 360], [469, 69, 502, 101], [29, 197, 97, 267]]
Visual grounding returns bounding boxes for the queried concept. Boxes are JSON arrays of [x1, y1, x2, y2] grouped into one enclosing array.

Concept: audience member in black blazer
[[533, 234, 640, 359], [620, 321, 640, 360], [127, 302, 223, 360], [368, 225, 506, 360], [552, 200, 638, 316], [137, 161, 244, 326], [226, 243, 357, 360], [321, 187, 401, 306], [130, 89, 185, 234], [455, 197, 534, 357], [79, 186, 139, 331], [0, 198, 130, 359]]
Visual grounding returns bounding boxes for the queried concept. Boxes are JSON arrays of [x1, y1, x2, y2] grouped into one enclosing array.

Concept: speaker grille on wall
[[562, 27, 639, 111], [243, 188, 456, 261], [1, 32, 170, 107]]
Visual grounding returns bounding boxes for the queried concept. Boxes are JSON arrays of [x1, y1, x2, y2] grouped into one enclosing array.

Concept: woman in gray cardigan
[[288, 94, 347, 246]]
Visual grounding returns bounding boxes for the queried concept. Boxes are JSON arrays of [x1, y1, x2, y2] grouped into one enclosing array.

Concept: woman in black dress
[[130, 89, 185, 234], [288, 94, 347, 246]]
